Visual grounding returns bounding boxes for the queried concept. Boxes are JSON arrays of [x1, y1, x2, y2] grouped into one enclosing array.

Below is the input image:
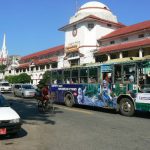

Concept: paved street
[[0, 94, 150, 150]]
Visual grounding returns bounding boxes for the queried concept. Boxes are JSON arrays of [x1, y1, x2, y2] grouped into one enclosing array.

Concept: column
[[119, 52, 123, 58], [107, 54, 111, 61], [44, 65, 47, 71], [29, 67, 31, 73], [139, 48, 143, 58]]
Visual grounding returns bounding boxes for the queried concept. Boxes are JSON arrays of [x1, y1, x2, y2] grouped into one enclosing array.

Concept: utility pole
[[75, 0, 78, 12]]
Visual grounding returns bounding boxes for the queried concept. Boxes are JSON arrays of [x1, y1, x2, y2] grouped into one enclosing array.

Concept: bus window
[[71, 69, 79, 83], [57, 70, 63, 84], [80, 68, 88, 83], [114, 65, 122, 82], [52, 71, 57, 84], [123, 65, 136, 83], [89, 67, 98, 83], [64, 70, 71, 84], [138, 64, 150, 93]]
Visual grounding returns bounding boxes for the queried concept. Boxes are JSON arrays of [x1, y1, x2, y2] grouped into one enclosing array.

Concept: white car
[[0, 94, 22, 136], [0, 81, 12, 93]]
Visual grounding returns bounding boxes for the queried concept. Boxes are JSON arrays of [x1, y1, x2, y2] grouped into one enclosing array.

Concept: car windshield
[[22, 85, 34, 89], [0, 95, 9, 107], [1, 83, 10, 86]]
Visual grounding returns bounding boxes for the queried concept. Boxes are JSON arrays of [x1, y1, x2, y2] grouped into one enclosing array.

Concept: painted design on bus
[[76, 83, 117, 108]]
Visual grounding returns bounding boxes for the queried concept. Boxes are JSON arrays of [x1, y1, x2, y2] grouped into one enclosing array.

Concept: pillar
[[139, 48, 143, 58]]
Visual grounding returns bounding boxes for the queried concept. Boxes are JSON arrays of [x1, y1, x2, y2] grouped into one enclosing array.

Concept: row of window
[[109, 34, 145, 45], [49, 64, 137, 84], [20, 52, 62, 64], [50, 67, 99, 84], [11, 63, 58, 74]]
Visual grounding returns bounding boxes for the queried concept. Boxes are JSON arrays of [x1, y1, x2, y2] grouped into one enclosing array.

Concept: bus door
[[98, 64, 118, 108], [114, 64, 126, 95], [101, 64, 113, 88]]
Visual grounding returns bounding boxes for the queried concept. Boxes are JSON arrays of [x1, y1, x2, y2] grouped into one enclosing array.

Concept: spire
[[2, 33, 6, 51], [1, 33, 8, 58], [1, 33, 8, 65]]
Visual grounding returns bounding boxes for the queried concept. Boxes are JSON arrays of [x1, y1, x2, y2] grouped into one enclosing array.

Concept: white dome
[[70, 1, 118, 23], [80, 1, 110, 10]]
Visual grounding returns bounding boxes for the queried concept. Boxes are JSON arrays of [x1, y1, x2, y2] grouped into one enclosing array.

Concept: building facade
[[5, 1, 150, 85], [59, 1, 124, 67], [5, 45, 64, 85]]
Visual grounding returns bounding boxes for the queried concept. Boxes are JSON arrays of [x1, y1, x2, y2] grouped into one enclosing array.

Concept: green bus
[[49, 58, 150, 116]]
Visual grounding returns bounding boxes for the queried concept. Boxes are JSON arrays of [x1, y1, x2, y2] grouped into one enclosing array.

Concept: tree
[[5, 73, 31, 84], [18, 73, 31, 83], [38, 71, 51, 89], [0, 65, 7, 73]]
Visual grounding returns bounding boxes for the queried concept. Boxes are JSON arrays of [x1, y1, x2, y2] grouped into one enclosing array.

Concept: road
[[0, 93, 150, 150]]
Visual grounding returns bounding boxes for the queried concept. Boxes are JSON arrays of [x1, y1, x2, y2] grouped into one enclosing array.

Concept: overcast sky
[[0, 0, 149, 56]]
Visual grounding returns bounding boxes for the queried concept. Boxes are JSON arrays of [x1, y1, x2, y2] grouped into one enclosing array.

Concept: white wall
[[101, 31, 148, 46], [64, 21, 117, 65]]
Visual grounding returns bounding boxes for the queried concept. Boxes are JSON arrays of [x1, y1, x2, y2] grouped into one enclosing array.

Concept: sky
[[0, 0, 149, 57]]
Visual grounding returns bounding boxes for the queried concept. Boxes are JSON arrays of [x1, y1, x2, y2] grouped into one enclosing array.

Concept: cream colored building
[[5, 1, 150, 85], [59, 1, 124, 67]]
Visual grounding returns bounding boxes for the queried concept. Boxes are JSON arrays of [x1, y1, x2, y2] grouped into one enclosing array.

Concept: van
[[0, 94, 22, 136], [0, 81, 12, 93]]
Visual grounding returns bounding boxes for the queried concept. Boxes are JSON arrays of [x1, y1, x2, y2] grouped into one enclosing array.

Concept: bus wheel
[[65, 93, 74, 107], [119, 98, 135, 117]]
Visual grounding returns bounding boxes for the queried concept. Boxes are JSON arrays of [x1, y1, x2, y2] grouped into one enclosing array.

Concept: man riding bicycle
[[37, 83, 55, 113], [41, 84, 50, 104]]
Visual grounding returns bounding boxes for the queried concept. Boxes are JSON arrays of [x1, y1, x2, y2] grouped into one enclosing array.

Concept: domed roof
[[70, 1, 118, 23], [80, 1, 110, 10]]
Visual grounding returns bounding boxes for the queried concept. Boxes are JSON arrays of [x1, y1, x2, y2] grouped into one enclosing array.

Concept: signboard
[[65, 45, 79, 53], [136, 93, 150, 103], [101, 65, 112, 72]]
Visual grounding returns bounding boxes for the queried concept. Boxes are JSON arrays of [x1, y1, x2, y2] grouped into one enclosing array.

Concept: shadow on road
[[5, 96, 64, 126], [0, 128, 27, 140], [73, 104, 150, 119]]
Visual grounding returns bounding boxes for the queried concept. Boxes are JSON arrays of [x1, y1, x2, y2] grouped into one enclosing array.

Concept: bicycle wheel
[[37, 100, 45, 112], [48, 101, 55, 114]]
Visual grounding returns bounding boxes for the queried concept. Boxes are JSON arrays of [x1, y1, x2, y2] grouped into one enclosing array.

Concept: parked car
[[0, 94, 22, 136], [13, 84, 36, 98], [0, 81, 12, 93]]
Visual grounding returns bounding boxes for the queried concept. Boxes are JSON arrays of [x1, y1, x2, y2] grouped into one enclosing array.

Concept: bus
[[48, 58, 150, 116]]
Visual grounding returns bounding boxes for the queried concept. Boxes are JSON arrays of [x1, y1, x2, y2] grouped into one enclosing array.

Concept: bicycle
[[37, 99, 55, 113]]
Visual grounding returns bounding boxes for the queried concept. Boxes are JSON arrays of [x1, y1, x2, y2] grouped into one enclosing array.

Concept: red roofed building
[[4, 1, 150, 85], [95, 20, 150, 62], [5, 45, 64, 85]]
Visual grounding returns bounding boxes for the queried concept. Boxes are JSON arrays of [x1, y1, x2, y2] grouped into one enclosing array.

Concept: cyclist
[[41, 84, 49, 104]]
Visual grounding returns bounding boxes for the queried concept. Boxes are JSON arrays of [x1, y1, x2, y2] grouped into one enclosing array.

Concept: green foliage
[[38, 71, 51, 89], [0, 65, 7, 73], [18, 73, 31, 83], [5, 73, 31, 84]]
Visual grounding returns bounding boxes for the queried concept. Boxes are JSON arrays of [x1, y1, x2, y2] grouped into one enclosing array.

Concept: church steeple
[[1, 33, 8, 64], [2, 33, 6, 48]]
